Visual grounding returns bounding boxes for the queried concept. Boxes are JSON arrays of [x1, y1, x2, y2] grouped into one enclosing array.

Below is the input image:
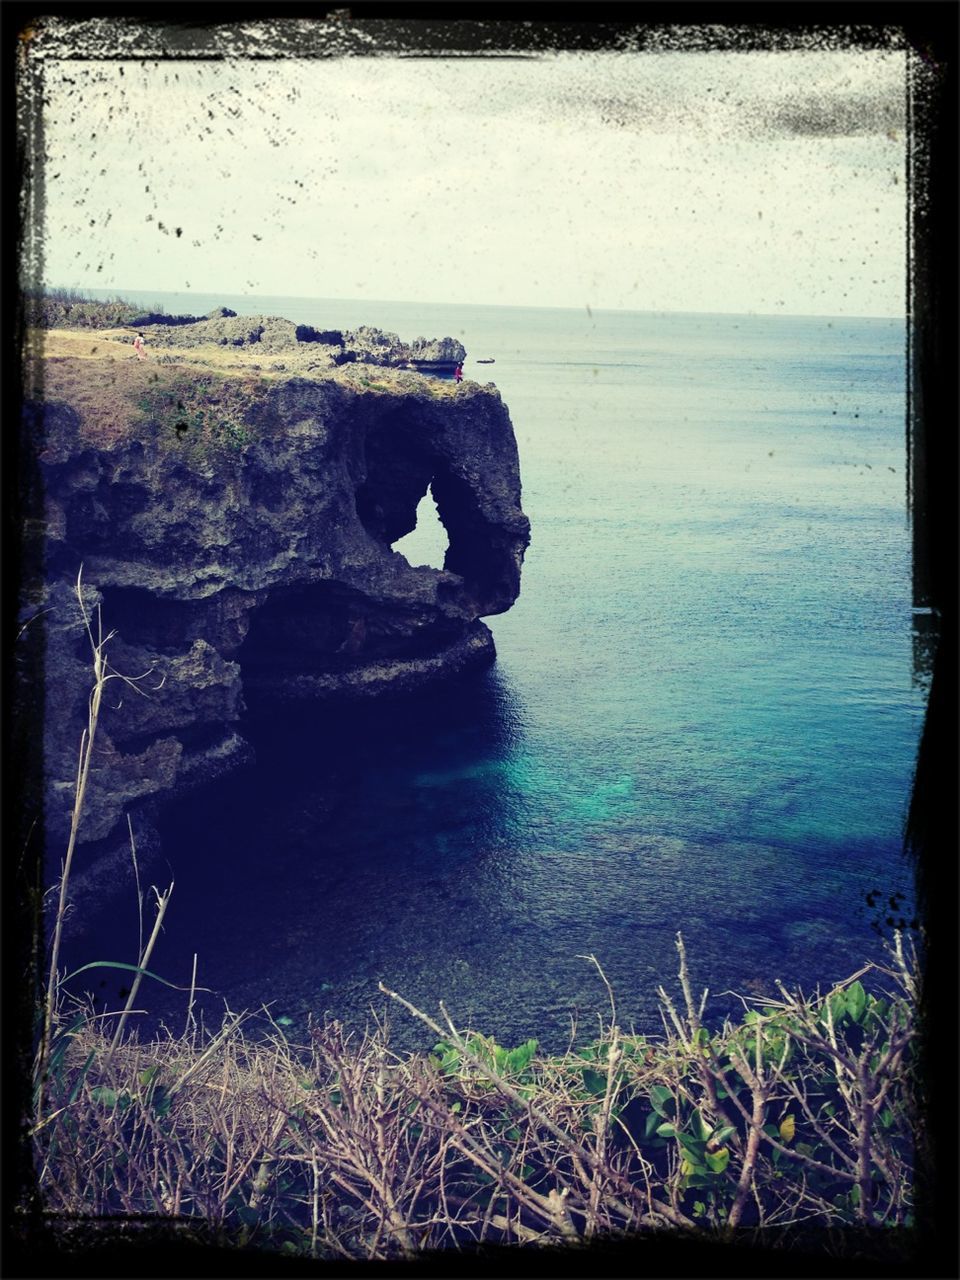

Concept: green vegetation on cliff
[[134, 369, 260, 455]]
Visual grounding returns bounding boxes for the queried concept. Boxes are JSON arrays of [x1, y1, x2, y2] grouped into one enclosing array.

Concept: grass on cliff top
[[26, 330, 467, 463], [28, 332, 271, 453], [24, 288, 476, 404], [30, 330, 465, 399]]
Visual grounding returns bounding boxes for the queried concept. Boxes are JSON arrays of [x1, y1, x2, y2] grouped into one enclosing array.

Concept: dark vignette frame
[[3, 4, 956, 1277]]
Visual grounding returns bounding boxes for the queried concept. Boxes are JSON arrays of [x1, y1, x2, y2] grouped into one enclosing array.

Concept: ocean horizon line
[[44, 283, 905, 326]]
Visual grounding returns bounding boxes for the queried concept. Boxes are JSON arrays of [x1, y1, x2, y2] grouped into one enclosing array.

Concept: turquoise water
[[73, 291, 924, 1050]]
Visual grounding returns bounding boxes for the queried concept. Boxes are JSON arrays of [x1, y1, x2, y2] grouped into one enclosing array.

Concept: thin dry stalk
[[184, 953, 199, 1036], [128, 814, 144, 964], [38, 571, 163, 1110], [40, 571, 107, 1094], [105, 881, 174, 1064]]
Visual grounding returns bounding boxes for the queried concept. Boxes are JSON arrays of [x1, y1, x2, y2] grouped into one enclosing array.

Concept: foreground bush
[[24, 932, 918, 1264]]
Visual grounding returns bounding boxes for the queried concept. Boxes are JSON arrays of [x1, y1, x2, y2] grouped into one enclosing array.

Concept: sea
[[65, 289, 926, 1053]]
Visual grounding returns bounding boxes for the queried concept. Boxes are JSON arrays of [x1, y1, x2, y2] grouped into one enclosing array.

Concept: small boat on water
[[476, 358, 495, 364]]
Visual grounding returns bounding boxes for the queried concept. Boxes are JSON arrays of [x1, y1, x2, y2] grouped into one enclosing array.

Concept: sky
[[32, 37, 908, 317]]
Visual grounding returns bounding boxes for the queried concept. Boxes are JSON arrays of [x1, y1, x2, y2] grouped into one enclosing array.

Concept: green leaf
[[47, 1015, 89, 1078], [434, 1041, 461, 1075], [582, 1067, 607, 1096], [61, 960, 183, 990], [91, 1085, 129, 1111], [679, 1133, 707, 1162], [150, 1085, 171, 1118], [705, 1148, 730, 1175], [845, 981, 867, 1024], [649, 1084, 674, 1117], [828, 991, 847, 1024], [870, 997, 890, 1023], [69, 1051, 96, 1104], [710, 1125, 736, 1146], [506, 1038, 538, 1074], [656, 1122, 678, 1137], [690, 1110, 710, 1141]]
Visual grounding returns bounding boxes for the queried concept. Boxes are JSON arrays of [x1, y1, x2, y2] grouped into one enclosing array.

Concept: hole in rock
[[392, 483, 449, 570]]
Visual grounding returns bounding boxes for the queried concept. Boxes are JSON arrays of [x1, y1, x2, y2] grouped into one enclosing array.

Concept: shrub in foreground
[[25, 936, 918, 1264]]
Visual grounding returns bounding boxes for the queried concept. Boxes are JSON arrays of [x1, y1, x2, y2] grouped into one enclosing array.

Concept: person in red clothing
[[454, 362, 463, 384], [132, 333, 147, 361]]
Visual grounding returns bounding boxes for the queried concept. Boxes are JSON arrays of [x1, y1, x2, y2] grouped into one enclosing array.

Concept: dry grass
[[25, 937, 919, 1264], [23, 329, 466, 452], [29, 328, 467, 387]]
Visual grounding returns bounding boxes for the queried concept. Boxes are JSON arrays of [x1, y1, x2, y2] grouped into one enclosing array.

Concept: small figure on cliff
[[132, 333, 147, 361], [454, 362, 463, 384]]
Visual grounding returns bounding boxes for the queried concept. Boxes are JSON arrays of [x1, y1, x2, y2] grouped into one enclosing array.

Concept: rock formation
[[19, 334, 529, 890], [26, 296, 466, 373], [129, 315, 466, 373]]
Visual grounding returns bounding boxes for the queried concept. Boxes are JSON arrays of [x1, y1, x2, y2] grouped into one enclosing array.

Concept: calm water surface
[[73, 292, 924, 1051]]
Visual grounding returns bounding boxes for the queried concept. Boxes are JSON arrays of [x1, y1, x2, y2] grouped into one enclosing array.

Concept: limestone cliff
[[20, 329, 529, 875]]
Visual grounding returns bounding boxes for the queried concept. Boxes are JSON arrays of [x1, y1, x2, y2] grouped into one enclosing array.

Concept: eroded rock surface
[[21, 339, 529, 883], [127, 315, 466, 373]]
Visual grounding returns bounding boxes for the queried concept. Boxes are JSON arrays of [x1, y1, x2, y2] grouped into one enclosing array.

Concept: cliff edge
[[20, 327, 529, 878]]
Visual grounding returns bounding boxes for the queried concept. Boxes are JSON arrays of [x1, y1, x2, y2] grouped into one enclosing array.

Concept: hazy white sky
[[36, 45, 907, 316]]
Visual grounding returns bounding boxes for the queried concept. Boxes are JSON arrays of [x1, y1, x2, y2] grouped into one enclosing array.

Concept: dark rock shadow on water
[[59, 665, 537, 1050]]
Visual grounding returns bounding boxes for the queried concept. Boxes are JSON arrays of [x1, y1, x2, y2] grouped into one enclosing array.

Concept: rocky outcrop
[[21, 344, 529, 877], [127, 316, 467, 374], [338, 327, 465, 373], [406, 336, 466, 374]]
